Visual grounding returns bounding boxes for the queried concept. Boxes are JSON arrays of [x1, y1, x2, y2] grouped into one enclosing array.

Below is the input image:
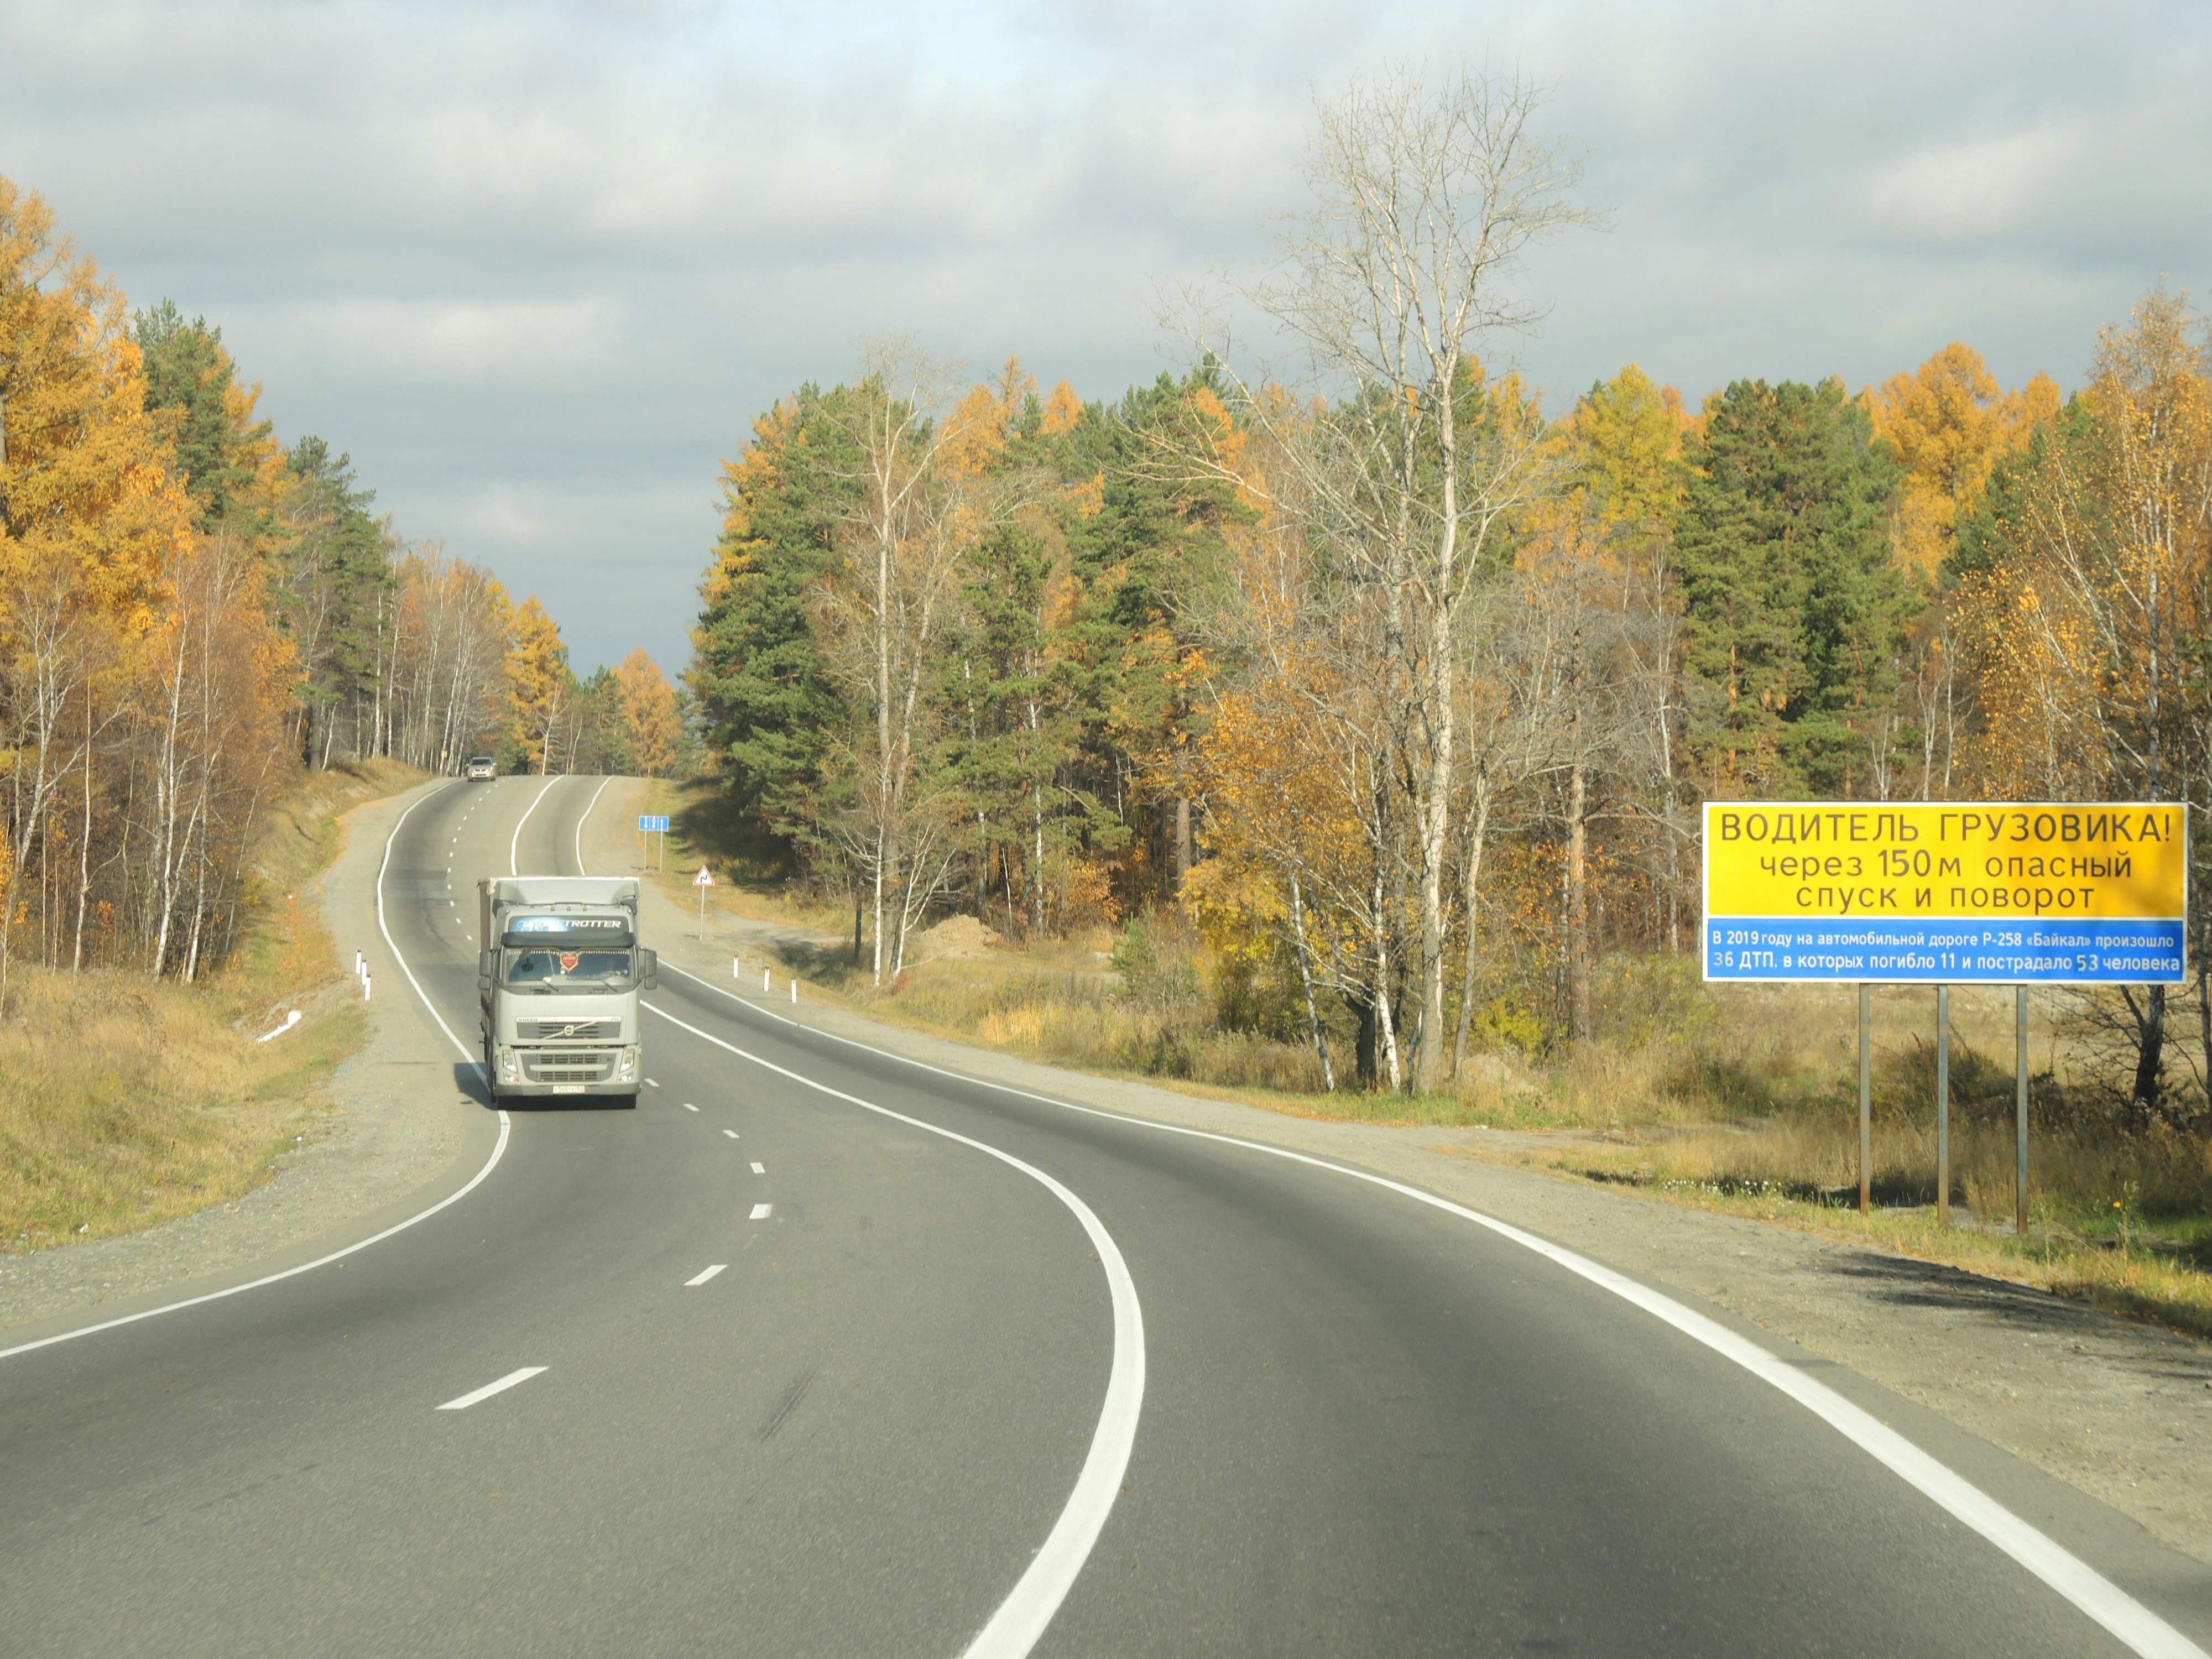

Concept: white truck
[[478, 876, 657, 1103]]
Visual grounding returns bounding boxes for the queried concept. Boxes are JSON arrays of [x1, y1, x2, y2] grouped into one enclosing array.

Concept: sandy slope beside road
[[588, 777, 2212, 1572], [0, 779, 478, 1336]]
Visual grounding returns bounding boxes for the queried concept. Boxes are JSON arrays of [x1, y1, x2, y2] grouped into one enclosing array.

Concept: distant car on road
[[465, 756, 498, 781]]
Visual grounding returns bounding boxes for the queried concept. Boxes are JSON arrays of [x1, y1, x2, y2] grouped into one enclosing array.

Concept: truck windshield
[[503, 949, 636, 992]]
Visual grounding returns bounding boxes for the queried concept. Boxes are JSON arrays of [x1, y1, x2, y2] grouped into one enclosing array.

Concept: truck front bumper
[[490, 1044, 640, 1097]]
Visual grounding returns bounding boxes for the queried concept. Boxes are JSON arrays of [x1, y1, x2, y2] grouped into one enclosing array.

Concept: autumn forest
[[689, 76, 2212, 1121], [0, 175, 685, 985], [4, 67, 2209, 1131]]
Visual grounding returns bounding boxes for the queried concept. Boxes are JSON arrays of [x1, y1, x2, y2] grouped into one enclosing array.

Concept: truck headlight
[[617, 1047, 638, 1082], [499, 1048, 520, 1083]]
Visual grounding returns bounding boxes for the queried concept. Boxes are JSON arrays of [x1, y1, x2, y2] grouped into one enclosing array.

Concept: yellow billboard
[[1702, 802, 2188, 984]]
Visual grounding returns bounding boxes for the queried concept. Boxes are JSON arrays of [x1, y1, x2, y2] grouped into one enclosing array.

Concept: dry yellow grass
[[1479, 1113, 2212, 1337], [637, 778, 852, 934], [1, 760, 425, 1254]]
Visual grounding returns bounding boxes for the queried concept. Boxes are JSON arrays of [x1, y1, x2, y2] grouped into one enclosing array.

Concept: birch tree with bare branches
[[1190, 62, 1598, 1089]]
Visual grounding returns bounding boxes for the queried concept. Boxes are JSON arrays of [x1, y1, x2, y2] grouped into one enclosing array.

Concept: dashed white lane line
[[684, 1264, 727, 1287], [722, 1129, 739, 1140], [437, 1366, 547, 1411], [750, 1161, 765, 1175], [646, 1078, 660, 1087], [643, 997, 1141, 1659], [683, 1103, 698, 1112]]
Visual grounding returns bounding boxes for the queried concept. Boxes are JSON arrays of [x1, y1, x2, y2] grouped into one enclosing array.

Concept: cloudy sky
[[4, 1, 2206, 675]]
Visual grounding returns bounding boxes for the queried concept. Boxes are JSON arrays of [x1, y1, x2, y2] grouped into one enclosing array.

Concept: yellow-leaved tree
[[1867, 343, 2059, 577], [1, 176, 196, 980], [505, 596, 571, 774], [614, 648, 681, 778], [1953, 290, 2212, 1119]]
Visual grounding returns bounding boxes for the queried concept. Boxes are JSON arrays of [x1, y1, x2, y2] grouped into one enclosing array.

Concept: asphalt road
[[1, 775, 2201, 1657]]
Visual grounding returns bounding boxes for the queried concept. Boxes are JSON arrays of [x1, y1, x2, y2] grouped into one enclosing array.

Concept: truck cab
[[478, 877, 656, 1103]]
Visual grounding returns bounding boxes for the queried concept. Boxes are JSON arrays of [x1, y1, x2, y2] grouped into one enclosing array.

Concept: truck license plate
[[551, 1085, 586, 1095]]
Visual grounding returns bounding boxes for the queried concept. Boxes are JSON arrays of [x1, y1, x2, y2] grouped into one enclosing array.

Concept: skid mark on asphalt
[[760, 1367, 817, 1441]]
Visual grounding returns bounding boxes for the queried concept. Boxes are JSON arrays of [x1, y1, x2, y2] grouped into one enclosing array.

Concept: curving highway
[[1, 775, 2203, 1657]]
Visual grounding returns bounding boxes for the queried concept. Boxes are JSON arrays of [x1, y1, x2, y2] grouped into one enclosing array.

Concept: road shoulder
[[0, 779, 492, 1338]]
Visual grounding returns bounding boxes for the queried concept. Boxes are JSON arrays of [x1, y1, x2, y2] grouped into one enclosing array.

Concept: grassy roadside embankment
[[1, 760, 427, 1256], [644, 776, 2212, 1338]]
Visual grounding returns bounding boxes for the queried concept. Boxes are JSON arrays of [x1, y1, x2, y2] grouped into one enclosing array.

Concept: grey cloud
[[2, 0, 2206, 676]]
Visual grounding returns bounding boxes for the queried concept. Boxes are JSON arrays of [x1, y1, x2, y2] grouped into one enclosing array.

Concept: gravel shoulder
[[593, 778, 2212, 1573], [0, 779, 486, 1339]]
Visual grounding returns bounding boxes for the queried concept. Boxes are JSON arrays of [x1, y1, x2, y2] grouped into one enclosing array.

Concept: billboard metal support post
[[1936, 984, 1951, 1225], [2016, 987, 2031, 1238], [1858, 984, 1872, 1215]]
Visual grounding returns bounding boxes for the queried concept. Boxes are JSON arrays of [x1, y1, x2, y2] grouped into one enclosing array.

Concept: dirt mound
[[907, 914, 1003, 963]]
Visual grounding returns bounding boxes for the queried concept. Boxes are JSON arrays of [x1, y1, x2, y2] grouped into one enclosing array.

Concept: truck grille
[[517, 1019, 620, 1041], [522, 1052, 615, 1084]]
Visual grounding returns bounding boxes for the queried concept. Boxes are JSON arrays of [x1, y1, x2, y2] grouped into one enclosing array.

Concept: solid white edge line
[[0, 782, 513, 1365], [509, 775, 560, 877], [572, 773, 615, 874], [643, 998, 1141, 1659], [437, 1365, 547, 1410], [650, 960, 2201, 1659], [684, 1264, 727, 1287]]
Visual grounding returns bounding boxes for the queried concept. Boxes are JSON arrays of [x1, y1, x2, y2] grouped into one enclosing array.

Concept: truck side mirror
[[478, 950, 493, 992], [639, 948, 658, 990]]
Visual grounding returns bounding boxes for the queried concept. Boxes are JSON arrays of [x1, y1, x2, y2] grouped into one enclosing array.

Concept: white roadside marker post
[[733, 956, 740, 980], [790, 978, 797, 1004], [363, 969, 372, 1003], [763, 967, 770, 992]]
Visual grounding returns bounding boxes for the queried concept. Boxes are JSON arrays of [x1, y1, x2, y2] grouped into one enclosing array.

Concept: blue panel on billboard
[[1705, 917, 2185, 984]]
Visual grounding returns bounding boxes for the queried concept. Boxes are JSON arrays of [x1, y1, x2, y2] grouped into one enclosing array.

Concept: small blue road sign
[[640, 815, 670, 833]]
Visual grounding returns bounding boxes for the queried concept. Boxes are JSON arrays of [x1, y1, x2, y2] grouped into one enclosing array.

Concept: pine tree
[[133, 300, 274, 532], [1675, 377, 1910, 795], [690, 385, 859, 861]]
